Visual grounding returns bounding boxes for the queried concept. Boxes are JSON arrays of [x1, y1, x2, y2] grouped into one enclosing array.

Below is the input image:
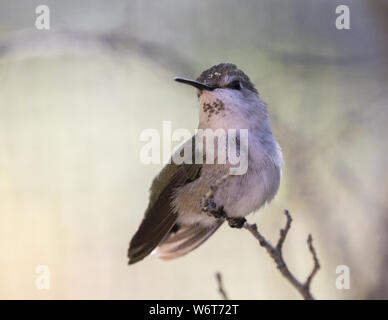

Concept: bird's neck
[[197, 90, 269, 134]]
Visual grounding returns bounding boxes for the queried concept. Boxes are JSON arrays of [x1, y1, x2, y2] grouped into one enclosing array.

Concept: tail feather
[[154, 221, 224, 260]]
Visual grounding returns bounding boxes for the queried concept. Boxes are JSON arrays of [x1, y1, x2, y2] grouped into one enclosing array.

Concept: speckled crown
[[196, 63, 258, 94]]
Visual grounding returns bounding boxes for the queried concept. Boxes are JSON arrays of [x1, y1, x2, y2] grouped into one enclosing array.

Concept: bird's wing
[[128, 136, 202, 264], [154, 220, 224, 260]]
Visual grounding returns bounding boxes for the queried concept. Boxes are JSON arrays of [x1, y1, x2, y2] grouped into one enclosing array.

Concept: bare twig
[[215, 272, 229, 300], [243, 210, 320, 300], [206, 176, 320, 300]]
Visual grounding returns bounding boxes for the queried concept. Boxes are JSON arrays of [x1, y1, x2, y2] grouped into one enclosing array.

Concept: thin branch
[[243, 210, 320, 300], [205, 176, 320, 300], [215, 272, 229, 300], [305, 234, 320, 291]]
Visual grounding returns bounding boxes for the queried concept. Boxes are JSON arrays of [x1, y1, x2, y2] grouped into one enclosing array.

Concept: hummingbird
[[128, 63, 282, 264]]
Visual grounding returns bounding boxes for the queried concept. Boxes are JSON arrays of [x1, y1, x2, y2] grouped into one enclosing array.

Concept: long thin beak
[[174, 77, 216, 91]]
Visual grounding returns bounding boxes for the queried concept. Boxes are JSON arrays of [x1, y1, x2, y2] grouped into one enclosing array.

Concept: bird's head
[[175, 63, 267, 130]]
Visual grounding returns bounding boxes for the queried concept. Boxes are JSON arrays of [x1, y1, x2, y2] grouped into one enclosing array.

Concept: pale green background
[[0, 0, 387, 299]]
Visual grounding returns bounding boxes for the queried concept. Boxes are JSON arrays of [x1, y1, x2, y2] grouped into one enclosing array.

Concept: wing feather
[[128, 136, 202, 264]]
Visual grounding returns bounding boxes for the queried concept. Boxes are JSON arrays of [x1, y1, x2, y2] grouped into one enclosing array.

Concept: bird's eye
[[228, 80, 242, 90]]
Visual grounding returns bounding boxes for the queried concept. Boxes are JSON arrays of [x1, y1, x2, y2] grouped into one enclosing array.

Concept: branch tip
[[215, 272, 228, 300], [241, 210, 320, 300], [205, 177, 320, 300]]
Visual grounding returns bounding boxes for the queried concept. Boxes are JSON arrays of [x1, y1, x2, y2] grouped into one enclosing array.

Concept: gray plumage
[[128, 63, 282, 264]]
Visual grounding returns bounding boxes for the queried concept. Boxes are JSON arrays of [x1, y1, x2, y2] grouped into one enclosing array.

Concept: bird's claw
[[201, 196, 226, 219], [227, 217, 246, 229], [201, 196, 245, 227]]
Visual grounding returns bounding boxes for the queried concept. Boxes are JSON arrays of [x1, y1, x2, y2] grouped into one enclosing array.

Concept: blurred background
[[0, 0, 387, 299]]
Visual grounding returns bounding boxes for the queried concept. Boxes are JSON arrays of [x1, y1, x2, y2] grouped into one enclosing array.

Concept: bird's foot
[[227, 217, 246, 229], [201, 195, 226, 219]]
